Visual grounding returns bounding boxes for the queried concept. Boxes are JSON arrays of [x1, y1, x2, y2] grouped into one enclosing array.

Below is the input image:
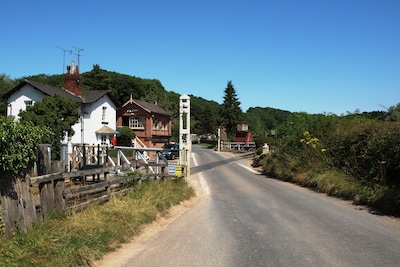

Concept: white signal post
[[179, 94, 191, 180]]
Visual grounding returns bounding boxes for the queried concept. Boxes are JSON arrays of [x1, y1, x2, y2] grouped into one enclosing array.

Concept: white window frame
[[129, 116, 145, 129]]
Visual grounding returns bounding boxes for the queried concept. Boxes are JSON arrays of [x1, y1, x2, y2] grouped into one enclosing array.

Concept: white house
[[4, 65, 117, 146]]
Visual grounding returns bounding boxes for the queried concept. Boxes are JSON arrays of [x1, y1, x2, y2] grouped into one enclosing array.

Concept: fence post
[[97, 144, 100, 166], [106, 172, 111, 197], [54, 179, 66, 212], [82, 144, 86, 169], [1, 176, 38, 235], [39, 181, 55, 218], [38, 144, 52, 175]]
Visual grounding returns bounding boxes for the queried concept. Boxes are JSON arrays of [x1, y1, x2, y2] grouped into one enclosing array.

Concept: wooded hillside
[[1, 67, 399, 142], [0, 66, 291, 140]]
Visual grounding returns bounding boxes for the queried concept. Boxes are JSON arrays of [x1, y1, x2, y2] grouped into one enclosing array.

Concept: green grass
[[0, 179, 195, 267]]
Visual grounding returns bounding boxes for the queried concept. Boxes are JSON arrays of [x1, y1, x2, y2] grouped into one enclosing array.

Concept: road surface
[[97, 144, 400, 266]]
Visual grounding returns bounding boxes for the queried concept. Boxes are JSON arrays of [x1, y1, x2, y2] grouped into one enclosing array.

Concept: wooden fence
[[33, 164, 184, 216], [0, 163, 185, 237], [1, 144, 189, 237]]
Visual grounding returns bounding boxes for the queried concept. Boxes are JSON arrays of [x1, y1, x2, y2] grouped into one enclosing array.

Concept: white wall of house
[[70, 95, 116, 145], [71, 106, 84, 144], [6, 85, 45, 119], [7, 84, 117, 146]]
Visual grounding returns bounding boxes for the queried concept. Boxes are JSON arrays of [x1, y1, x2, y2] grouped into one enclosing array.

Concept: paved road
[[107, 145, 400, 266]]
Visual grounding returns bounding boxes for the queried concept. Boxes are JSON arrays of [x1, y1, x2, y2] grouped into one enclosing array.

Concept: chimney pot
[[71, 61, 75, 74]]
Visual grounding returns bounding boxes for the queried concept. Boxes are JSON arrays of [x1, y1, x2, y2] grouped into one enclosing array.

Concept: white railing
[[221, 141, 256, 152], [132, 137, 150, 160], [110, 146, 167, 175]]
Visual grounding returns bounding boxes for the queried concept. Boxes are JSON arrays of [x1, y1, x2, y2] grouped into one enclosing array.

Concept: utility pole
[[56, 46, 72, 73]]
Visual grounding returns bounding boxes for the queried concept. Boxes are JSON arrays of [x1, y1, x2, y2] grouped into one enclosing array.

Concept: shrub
[[0, 117, 51, 178], [117, 126, 136, 146], [325, 120, 400, 185], [260, 113, 400, 215]]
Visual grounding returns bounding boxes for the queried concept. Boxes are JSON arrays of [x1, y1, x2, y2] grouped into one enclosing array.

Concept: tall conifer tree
[[219, 80, 242, 139]]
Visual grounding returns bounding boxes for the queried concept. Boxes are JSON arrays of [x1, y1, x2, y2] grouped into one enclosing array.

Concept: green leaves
[[18, 94, 79, 160], [219, 80, 242, 138], [0, 117, 51, 177]]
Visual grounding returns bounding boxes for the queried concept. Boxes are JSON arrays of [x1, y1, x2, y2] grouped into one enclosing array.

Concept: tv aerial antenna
[[56, 46, 72, 74], [72, 46, 85, 69]]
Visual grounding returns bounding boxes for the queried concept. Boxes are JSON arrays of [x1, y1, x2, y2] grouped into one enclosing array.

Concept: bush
[[254, 135, 276, 148], [0, 117, 50, 178], [260, 113, 400, 215], [326, 120, 400, 185], [117, 126, 136, 146]]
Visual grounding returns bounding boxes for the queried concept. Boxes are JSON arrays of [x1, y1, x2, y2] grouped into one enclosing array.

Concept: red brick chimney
[[64, 61, 82, 96]]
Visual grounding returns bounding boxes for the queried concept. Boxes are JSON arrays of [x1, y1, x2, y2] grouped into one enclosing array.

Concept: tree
[[117, 126, 136, 146], [0, 73, 18, 114], [18, 94, 80, 160], [385, 103, 400, 122], [23, 73, 63, 89], [242, 107, 291, 137], [190, 96, 219, 135], [139, 79, 169, 109], [219, 80, 242, 139], [83, 64, 110, 92]]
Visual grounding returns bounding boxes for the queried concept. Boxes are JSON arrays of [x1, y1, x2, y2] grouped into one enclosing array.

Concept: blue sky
[[1, 0, 399, 115]]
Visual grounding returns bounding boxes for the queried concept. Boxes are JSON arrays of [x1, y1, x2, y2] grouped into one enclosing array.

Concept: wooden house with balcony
[[116, 96, 172, 149]]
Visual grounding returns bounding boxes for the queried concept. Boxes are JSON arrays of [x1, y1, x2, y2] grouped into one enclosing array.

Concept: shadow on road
[[191, 152, 254, 175]]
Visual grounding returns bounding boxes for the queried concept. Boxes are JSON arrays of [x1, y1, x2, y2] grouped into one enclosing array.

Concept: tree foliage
[[190, 96, 219, 135], [267, 111, 400, 187], [219, 81, 242, 139], [2, 68, 398, 162], [242, 107, 291, 137], [0, 74, 18, 115], [81, 65, 165, 109], [0, 116, 51, 179], [117, 126, 136, 146], [0, 68, 289, 140], [385, 103, 400, 122], [18, 94, 80, 160]]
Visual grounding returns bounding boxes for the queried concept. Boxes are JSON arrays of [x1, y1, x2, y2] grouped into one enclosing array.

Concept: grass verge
[[261, 154, 400, 215], [0, 178, 195, 267]]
